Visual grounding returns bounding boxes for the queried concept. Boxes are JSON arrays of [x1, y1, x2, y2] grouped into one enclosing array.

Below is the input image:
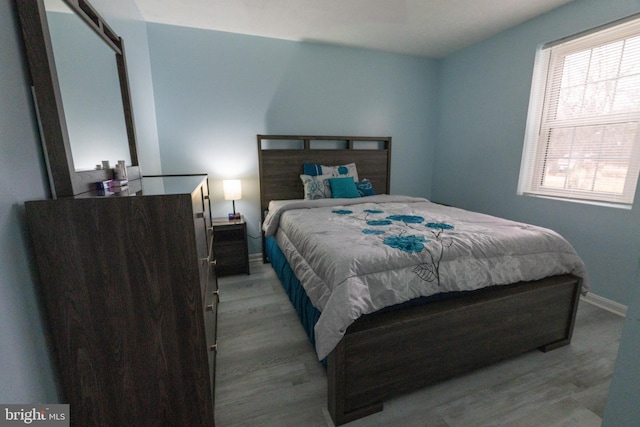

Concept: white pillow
[[300, 174, 333, 199], [321, 163, 359, 182]]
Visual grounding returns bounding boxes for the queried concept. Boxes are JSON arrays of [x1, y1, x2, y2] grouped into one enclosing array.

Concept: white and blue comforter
[[262, 195, 587, 359]]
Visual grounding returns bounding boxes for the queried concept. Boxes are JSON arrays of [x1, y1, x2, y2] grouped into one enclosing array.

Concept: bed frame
[[257, 134, 582, 425]]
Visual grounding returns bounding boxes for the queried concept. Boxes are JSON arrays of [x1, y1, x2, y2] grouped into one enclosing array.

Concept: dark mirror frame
[[16, 0, 140, 197]]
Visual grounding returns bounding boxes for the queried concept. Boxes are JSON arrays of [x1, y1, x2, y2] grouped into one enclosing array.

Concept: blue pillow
[[355, 179, 376, 196], [329, 177, 360, 198], [303, 163, 323, 176]]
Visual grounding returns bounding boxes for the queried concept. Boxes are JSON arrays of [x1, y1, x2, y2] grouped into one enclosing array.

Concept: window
[[519, 16, 640, 206]]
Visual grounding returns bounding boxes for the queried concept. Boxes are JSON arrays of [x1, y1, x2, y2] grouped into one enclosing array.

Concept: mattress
[[263, 195, 588, 359]]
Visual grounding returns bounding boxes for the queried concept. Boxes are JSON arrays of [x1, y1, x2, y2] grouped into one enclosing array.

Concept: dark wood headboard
[[257, 135, 392, 214]]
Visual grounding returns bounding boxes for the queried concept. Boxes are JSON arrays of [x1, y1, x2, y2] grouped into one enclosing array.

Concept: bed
[[257, 134, 585, 425]]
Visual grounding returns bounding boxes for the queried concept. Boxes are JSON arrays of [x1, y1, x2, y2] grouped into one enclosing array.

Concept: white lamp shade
[[223, 179, 242, 201]]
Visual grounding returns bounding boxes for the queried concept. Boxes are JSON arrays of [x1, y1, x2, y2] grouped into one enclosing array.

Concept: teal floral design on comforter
[[386, 215, 425, 224], [332, 208, 455, 286], [367, 220, 393, 226], [362, 229, 385, 235], [426, 222, 454, 230], [383, 235, 430, 253]]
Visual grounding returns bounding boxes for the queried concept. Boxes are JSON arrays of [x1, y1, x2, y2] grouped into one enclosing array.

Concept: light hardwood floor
[[215, 258, 624, 427]]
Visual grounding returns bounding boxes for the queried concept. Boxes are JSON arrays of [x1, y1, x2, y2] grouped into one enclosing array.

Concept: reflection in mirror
[[45, 0, 131, 171]]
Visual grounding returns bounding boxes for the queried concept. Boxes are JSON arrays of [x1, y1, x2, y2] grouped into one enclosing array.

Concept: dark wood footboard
[[327, 274, 582, 425]]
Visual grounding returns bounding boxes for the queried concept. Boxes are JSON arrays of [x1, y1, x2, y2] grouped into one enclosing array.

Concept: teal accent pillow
[[329, 177, 361, 198]]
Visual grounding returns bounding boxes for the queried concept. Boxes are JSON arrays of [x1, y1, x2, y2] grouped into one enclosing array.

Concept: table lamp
[[223, 179, 242, 220]]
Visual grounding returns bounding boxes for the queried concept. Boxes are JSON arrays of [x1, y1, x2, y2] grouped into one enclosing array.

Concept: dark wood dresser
[[25, 175, 217, 426]]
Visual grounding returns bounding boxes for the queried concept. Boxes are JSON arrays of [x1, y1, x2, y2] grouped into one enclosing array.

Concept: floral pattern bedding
[[262, 195, 588, 360]]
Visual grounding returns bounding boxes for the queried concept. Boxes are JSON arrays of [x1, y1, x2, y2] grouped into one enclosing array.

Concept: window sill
[[519, 193, 633, 210]]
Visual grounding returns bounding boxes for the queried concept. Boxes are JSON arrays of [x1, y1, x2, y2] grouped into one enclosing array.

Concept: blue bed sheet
[[265, 236, 321, 347]]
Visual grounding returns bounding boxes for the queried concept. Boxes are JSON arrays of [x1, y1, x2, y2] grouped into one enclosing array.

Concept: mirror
[[16, 0, 140, 196], [45, 0, 131, 172]]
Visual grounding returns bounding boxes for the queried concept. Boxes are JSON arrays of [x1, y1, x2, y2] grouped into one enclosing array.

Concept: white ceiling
[[132, 0, 574, 58]]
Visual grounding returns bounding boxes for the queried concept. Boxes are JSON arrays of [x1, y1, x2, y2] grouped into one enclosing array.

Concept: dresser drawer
[[203, 292, 217, 350], [214, 225, 245, 243], [203, 266, 218, 401]]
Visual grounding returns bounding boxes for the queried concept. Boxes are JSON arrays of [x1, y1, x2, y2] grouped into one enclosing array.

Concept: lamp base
[[228, 212, 241, 221]]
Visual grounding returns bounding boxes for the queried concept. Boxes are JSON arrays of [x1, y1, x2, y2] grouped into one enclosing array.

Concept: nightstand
[[211, 216, 250, 276]]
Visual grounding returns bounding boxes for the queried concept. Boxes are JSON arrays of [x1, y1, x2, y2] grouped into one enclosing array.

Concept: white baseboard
[[581, 293, 627, 318], [249, 253, 263, 263]]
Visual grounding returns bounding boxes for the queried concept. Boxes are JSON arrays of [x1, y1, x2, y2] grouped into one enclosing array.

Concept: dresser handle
[[195, 212, 204, 219], [209, 259, 217, 266], [201, 257, 209, 264], [204, 195, 210, 200], [206, 303, 215, 311], [209, 343, 217, 352]]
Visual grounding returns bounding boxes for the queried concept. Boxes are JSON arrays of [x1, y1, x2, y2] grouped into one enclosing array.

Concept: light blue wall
[[434, 0, 640, 305], [603, 269, 640, 426], [0, 1, 58, 403], [146, 24, 438, 252], [0, 0, 159, 403]]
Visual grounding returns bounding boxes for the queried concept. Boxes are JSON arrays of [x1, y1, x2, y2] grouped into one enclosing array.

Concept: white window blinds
[[518, 16, 640, 206]]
